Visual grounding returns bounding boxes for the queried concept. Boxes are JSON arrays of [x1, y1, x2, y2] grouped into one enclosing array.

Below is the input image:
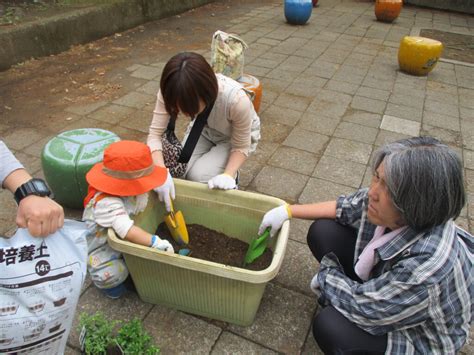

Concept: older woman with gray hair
[[259, 136, 473, 354]]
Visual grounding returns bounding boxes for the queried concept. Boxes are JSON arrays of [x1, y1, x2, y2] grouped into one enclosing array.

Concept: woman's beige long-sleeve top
[[147, 74, 260, 156]]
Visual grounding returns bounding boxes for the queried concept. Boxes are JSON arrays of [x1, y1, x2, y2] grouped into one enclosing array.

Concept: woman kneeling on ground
[[147, 52, 260, 212], [259, 136, 473, 354]]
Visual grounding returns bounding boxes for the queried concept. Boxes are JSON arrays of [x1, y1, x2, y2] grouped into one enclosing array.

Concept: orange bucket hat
[[86, 140, 167, 197]]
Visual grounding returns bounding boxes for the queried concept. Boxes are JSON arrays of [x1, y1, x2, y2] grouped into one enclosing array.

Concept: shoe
[[102, 283, 126, 299], [123, 275, 137, 293]]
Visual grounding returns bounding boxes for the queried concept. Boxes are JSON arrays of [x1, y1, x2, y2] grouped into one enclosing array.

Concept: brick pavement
[[1, 0, 473, 353]]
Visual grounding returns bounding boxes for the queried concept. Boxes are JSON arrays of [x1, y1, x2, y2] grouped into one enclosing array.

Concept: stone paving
[[1, 0, 473, 353]]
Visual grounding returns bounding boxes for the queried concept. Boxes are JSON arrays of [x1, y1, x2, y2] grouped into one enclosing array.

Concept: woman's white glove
[[151, 235, 174, 254], [153, 170, 175, 212], [208, 173, 236, 190], [258, 204, 291, 238]]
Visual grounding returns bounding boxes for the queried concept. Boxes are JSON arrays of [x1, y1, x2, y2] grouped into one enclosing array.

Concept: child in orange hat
[[83, 140, 174, 299]]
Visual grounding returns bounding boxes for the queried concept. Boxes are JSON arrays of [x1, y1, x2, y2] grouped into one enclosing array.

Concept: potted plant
[[79, 313, 160, 355], [79, 312, 118, 355], [116, 318, 159, 354]]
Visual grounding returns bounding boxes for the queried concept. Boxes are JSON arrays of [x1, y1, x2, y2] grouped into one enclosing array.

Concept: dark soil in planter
[[156, 223, 273, 271]]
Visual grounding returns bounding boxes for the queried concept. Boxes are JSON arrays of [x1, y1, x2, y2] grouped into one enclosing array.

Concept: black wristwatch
[[14, 178, 51, 204]]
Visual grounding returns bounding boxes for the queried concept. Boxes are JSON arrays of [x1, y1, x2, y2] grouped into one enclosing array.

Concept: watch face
[[31, 179, 51, 195]]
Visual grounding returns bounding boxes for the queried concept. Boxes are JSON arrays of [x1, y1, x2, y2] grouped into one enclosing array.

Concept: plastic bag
[[211, 30, 248, 80], [0, 219, 88, 354]]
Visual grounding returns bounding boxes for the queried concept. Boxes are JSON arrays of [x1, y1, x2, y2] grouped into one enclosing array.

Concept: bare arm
[[289, 201, 337, 220], [124, 225, 153, 246], [4, 168, 64, 237], [3, 168, 32, 193], [224, 151, 246, 178]]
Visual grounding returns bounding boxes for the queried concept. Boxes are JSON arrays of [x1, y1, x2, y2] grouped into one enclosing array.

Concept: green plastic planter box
[[108, 179, 290, 326], [41, 128, 120, 209]]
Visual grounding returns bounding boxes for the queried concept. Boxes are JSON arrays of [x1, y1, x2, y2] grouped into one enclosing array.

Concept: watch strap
[[14, 178, 51, 204]]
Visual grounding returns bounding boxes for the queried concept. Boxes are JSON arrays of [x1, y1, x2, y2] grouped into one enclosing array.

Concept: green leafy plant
[[116, 318, 159, 354], [79, 312, 118, 355], [78, 313, 160, 355]]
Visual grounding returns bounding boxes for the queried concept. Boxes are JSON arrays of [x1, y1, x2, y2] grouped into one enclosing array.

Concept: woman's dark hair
[[160, 52, 218, 117], [372, 136, 466, 232]]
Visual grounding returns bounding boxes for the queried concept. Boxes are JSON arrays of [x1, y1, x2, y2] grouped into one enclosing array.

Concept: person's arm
[[1, 141, 64, 237], [147, 90, 170, 161], [93, 197, 173, 252], [228, 91, 253, 162], [258, 201, 337, 237], [122, 225, 152, 246], [259, 188, 368, 238], [208, 91, 253, 190], [151, 150, 165, 168], [223, 151, 246, 178], [147, 90, 175, 211], [289, 201, 337, 220]]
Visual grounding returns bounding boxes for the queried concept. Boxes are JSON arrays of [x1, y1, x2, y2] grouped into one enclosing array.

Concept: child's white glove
[[153, 170, 175, 212], [151, 235, 174, 254], [208, 173, 236, 190], [258, 205, 291, 238]]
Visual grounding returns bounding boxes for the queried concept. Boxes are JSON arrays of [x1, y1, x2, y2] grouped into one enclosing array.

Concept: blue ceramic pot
[[284, 0, 312, 25]]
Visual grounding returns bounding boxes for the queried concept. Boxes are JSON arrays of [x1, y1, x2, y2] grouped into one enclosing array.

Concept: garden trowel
[[164, 199, 189, 245], [243, 228, 271, 266]]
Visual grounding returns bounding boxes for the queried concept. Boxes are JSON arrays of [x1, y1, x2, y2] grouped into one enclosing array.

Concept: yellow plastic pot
[[398, 36, 443, 76]]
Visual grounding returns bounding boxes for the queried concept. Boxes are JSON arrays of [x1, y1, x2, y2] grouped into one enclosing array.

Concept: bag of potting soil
[[0, 219, 88, 354]]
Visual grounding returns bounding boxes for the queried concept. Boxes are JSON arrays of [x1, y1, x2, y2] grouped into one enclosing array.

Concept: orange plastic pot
[[237, 74, 263, 113], [375, 0, 402, 23]]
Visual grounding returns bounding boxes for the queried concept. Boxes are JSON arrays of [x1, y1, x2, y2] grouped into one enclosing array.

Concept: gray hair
[[372, 137, 466, 232]]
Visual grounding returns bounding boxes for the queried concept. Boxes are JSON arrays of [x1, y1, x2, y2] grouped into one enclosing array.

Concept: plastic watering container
[[107, 179, 290, 326]]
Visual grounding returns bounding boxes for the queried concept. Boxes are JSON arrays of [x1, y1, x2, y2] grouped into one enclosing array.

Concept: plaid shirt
[[317, 188, 473, 354]]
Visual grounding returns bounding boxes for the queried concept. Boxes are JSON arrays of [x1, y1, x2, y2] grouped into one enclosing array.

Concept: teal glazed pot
[[284, 0, 312, 25]]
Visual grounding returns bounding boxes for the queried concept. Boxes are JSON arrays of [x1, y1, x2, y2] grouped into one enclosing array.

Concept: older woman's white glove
[[258, 205, 291, 238], [153, 169, 175, 212], [208, 173, 236, 190], [151, 235, 174, 254]]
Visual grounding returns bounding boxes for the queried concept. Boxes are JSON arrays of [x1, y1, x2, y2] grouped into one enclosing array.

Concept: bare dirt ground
[[0, 0, 254, 131], [420, 29, 474, 64]]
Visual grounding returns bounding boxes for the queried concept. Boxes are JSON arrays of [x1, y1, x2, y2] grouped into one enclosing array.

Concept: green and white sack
[[211, 30, 248, 80]]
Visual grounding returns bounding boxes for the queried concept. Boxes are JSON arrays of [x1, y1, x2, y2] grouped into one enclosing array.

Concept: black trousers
[[307, 219, 388, 355]]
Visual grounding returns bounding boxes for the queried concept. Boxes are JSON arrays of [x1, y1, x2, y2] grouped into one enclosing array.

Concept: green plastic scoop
[[243, 228, 271, 266]]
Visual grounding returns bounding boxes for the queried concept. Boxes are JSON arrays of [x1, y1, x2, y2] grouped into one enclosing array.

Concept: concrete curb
[[0, 0, 215, 71]]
